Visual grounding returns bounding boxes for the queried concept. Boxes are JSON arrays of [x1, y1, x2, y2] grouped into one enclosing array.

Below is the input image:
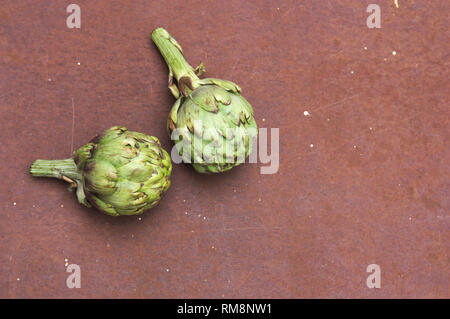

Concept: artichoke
[[151, 27, 258, 173], [30, 126, 172, 216]]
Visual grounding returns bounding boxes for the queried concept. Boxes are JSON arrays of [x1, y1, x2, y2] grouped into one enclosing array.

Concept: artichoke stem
[[151, 27, 201, 93], [30, 158, 81, 182]]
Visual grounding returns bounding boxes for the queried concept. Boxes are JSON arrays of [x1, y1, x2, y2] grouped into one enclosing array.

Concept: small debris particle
[[65, 262, 68, 267], [16, 278, 20, 281], [394, 0, 399, 8], [350, 70, 354, 74], [303, 111, 310, 116], [258, 198, 262, 202], [392, 51, 397, 56], [384, 58, 388, 61], [60, 204, 64, 208], [310, 144, 314, 148], [198, 214, 201, 218], [408, 216, 412, 221], [364, 46, 368, 50], [64, 258, 68, 262], [353, 145, 357, 149], [326, 118, 330, 122], [166, 268, 170, 272], [369, 127, 373, 130], [262, 118, 265, 122], [77, 62, 81, 65], [13, 202, 16, 206], [48, 78, 52, 81], [203, 216, 207, 220], [138, 217, 142, 221], [211, 246, 215, 249], [182, 199, 186, 202]]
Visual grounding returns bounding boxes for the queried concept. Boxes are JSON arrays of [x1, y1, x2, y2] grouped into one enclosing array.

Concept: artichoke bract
[[30, 126, 172, 216], [151, 27, 258, 173]]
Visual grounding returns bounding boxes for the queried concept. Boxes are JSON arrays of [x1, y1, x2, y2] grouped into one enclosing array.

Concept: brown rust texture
[[0, 0, 448, 298]]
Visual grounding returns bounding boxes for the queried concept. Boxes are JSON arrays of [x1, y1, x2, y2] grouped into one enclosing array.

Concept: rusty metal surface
[[0, 0, 448, 298]]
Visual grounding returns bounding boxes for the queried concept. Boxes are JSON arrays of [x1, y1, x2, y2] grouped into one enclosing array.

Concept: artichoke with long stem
[[151, 27, 258, 173], [30, 126, 172, 216]]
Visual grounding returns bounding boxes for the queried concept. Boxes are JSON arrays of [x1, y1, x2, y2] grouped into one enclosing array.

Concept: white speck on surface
[[364, 46, 368, 50], [182, 199, 186, 202], [48, 78, 52, 81], [16, 278, 20, 281], [369, 127, 373, 130], [203, 216, 207, 220], [262, 118, 265, 122], [409, 216, 412, 221], [258, 198, 262, 202], [394, 0, 399, 8], [13, 202, 16, 206], [64, 258, 68, 262], [166, 268, 170, 272], [310, 144, 314, 148], [60, 204, 64, 208], [326, 118, 330, 122], [138, 217, 142, 221], [303, 111, 310, 116], [384, 58, 388, 61], [184, 211, 188, 215], [65, 262, 68, 267], [350, 70, 354, 74], [32, 205, 35, 207], [392, 51, 397, 56], [131, 234, 134, 238], [198, 214, 201, 218], [77, 62, 81, 65], [211, 246, 215, 249], [353, 145, 357, 149]]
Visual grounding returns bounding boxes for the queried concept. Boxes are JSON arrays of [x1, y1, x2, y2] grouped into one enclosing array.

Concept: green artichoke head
[[152, 27, 258, 173], [31, 126, 172, 216], [76, 126, 172, 216], [168, 79, 258, 173]]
